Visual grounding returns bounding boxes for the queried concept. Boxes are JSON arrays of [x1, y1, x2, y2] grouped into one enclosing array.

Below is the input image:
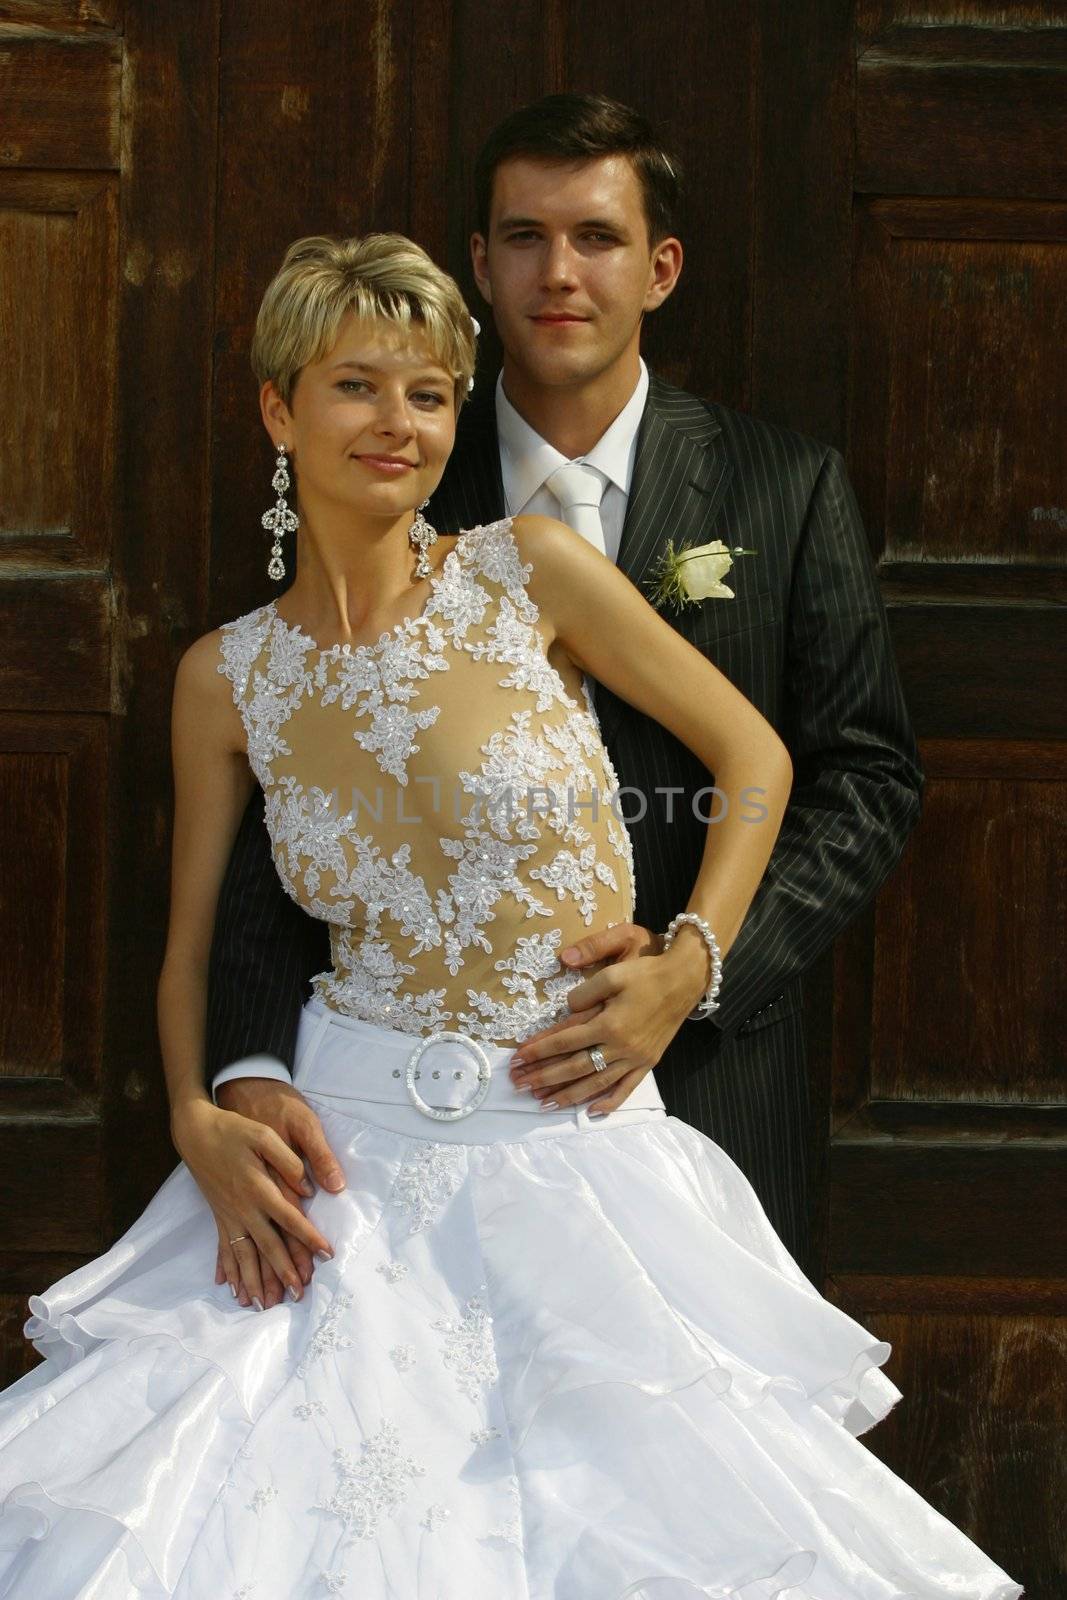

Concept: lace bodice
[[218, 518, 635, 1044]]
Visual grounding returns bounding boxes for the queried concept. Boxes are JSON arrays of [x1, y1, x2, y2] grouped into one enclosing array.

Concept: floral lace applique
[[248, 1483, 278, 1514], [294, 1399, 328, 1421], [376, 1260, 408, 1284], [433, 1294, 499, 1404], [392, 1143, 465, 1232], [318, 1575, 347, 1595], [218, 518, 635, 1044], [470, 1426, 501, 1447], [390, 1343, 416, 1373], [422, 1503, 451, 1532], [297, 1291, 354, 1377], [486, 1474, 525, 1551], [317, 1422, 426, 1540]]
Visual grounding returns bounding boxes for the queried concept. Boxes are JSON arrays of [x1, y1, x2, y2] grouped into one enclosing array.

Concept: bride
[[0, 233, 1021, 1599]]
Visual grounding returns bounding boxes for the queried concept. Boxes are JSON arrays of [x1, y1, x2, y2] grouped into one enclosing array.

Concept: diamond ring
[[589, 1046, 608, 1073]]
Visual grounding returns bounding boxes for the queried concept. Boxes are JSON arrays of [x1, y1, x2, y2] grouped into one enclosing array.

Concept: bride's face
[[264, 312, 457, 521]]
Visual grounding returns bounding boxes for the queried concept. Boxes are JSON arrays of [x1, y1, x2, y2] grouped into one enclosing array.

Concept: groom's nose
[[540, 234, 580, 291]]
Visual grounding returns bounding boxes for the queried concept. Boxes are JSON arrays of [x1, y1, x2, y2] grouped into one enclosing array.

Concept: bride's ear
[[259, 379, 292, 444]]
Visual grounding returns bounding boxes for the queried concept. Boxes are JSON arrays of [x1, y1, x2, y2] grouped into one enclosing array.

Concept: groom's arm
[[709, 446, 923, 1042], [205, 787, 331, 1096]]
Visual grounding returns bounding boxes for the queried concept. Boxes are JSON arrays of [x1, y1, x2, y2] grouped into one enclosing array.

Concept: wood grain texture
[[0, 171, 117, 561], [871, 762, 1065, 1103], [751, 0, 854, 443], [0, 2, 120, 25], [851, 198, 1067, 568], [101, 0, 221, 1238], [0, 26, 120, 169], [885, 603, 1064, 738], [857, 25, 1067, 198], [0, 577, 111, 711]]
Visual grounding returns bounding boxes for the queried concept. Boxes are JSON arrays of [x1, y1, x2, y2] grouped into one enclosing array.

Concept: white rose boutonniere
[[644, 538, 757, 611]]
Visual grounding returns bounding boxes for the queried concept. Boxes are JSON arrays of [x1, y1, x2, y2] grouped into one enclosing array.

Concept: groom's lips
[[530, 312, 589, 325]]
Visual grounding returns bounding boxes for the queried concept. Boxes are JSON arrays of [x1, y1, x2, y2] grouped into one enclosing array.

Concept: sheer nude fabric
[[218, 518, 635, 1045]]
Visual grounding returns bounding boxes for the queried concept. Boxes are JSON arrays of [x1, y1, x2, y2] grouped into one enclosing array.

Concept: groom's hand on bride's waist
[[213, 1077, 346, 1307], [508, 922, 705, 1116]]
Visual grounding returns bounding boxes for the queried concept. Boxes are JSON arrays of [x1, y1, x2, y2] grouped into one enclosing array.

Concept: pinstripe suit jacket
[[206, 375, 923, 1264]]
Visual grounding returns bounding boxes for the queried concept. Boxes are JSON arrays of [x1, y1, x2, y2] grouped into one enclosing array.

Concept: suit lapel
[[617, 377, 731, 591], [431, 386, 506, 532], [598, 378, 733, 745]]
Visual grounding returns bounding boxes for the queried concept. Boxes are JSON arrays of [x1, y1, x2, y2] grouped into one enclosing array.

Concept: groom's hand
[[508, 922, 703, 1114], [213, 1077, 346, 1308]]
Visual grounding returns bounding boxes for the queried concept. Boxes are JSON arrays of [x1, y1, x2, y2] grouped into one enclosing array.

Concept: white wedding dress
[[0, 520, 1023, 1598]]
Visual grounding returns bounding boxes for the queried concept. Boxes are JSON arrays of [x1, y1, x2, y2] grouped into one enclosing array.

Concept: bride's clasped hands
[[170, 1086, 341, 1311]]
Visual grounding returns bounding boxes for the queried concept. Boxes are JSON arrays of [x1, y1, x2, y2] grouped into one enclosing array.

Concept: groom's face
[[472, 154, 680, 393]]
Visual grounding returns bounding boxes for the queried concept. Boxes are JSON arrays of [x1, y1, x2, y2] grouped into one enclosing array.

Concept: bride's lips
[[353, 455, 417, 475]]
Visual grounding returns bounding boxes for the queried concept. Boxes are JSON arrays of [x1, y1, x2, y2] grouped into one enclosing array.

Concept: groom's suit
[[206, 375, 923, 1266]]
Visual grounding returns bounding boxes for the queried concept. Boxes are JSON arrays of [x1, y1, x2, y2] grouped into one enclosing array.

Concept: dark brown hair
[[474, 93, 683, 245]]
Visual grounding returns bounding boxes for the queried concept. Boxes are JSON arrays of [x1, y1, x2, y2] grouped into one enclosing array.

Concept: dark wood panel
[[751, 0, 854, 443], [829, 1140, 1067, 1274], [826, 1284, 1062, 1600], [0, 752, 66, 1069], [0, 577, 111, 711], [0, 28, 120, 169], [103, 0, 220, 1236], [857, 26, 1067, 197], [0, 714, 108, 1089], [886, 603, 1066, 738], [858, 2, 1067, 33], [0, 2, 120, 25], [0, 1117, 103, 1255], [0, 171, 117, 560], [871, 761, 1065, 1103], [851, 199, 1067, 566]]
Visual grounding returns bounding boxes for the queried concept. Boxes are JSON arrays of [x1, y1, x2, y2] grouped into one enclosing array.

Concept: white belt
[[293, 1001, 665, 1123]]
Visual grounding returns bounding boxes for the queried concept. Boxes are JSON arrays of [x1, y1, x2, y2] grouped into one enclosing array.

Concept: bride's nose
[[373, 389, 416, 439]]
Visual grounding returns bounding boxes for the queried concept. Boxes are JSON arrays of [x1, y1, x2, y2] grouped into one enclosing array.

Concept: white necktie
[[544, 462, 607, 557]]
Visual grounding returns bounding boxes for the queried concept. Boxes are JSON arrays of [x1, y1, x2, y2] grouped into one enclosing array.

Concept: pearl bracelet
[[661, 912, 723, 1020]]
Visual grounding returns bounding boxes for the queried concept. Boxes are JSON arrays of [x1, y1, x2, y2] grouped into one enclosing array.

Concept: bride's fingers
[[230, 1231, 270, 1311], [257, 1253, 286, 1310], [587, 1065, 646, 1116], [215, 1229, 240, 1299]]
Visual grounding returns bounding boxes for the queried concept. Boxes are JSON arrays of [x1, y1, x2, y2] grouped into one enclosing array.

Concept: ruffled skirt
[[0, 1004, 1023, 1599]]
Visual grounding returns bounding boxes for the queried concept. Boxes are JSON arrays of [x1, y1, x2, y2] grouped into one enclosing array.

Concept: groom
[[207, 94, 922, 1278]]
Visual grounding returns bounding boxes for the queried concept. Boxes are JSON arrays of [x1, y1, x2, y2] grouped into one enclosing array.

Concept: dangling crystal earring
[[262, 443, 298, 581], [408, 498, 438, 579]]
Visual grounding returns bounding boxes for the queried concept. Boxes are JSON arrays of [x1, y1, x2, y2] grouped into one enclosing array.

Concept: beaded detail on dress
[[218, 518, 635, 1045]]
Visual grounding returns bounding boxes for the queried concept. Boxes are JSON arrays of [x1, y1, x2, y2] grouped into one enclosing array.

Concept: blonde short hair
[[251, 233, 478, 408]]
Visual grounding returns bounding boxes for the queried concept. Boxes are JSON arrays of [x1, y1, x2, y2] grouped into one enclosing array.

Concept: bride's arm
[[508, 518, 793, 1107], [159, 633, 334, 1301], [514, 513, 794, 981]]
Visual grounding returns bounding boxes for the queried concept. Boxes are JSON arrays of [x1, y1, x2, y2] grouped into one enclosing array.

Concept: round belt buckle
[[404, 1030, 493, 1121]]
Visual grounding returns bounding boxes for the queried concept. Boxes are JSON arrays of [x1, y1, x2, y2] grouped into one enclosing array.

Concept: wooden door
[[0, 0, 218, 1363], [747, 6, 1065, 1595]]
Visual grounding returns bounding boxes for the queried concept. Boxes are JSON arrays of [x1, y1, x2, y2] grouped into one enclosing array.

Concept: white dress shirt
[[212, 363, 652, 1097], [495, 360, 649, 563]]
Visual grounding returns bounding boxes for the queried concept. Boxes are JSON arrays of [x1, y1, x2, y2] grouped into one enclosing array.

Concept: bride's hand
[[507, 921, 706, 1114], [171, 1098, 336, 1312]]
